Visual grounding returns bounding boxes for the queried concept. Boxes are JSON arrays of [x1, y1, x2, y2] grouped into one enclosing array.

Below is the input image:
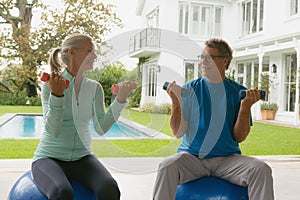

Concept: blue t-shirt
[[178, 77, 249, 158]]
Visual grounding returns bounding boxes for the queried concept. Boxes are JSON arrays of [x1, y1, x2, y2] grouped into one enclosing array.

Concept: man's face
[[199, 46, 228, 81]]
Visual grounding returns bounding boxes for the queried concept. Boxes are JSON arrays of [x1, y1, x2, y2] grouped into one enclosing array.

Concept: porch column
[[294, 46, 300, 125], [256, 52, 265, 120]]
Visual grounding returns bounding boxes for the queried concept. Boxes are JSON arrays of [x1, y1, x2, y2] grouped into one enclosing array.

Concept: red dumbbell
[[111, 82, 137, 94], [40, 72, 70, 89]]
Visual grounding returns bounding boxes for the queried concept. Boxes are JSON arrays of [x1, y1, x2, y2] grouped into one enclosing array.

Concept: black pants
[[32, 155, 120, 200]]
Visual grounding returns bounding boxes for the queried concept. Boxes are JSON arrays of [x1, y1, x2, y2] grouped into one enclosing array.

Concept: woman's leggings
[[31, 155, 120, 200]]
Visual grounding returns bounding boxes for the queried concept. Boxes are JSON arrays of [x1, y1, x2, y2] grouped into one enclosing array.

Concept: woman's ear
[[68, 48, 75, 56]]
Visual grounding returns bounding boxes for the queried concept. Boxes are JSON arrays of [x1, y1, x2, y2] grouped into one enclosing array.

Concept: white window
[[179, 2, 222, 37], [284, 54, 297, 112], [179, 2, 189, 34], [145, 64, 159, 97], [236, 59, 269, 89], [290, 0, 299, 16], [240, 0, 264, 36], [184, 61, 201, 82]]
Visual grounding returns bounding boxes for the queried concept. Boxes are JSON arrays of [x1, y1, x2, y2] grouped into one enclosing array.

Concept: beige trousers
[[153, 152, 274, 200]]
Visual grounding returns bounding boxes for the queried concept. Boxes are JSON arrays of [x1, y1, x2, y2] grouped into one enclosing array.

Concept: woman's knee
[[49, 184, 73, 200], [95, 177, 120, 200]]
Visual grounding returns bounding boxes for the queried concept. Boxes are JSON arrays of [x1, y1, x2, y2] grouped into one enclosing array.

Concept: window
[[179, 2, 222, 37], [284, 54, 297, 112], [184, 61, 201, 82], [240, 0, 264, 36], [237, 62, 253, 88], [145, 64, 159, 97], [290, 0, 299, 16], [179, 3, 189, 34], [236, 60, 268, 89]]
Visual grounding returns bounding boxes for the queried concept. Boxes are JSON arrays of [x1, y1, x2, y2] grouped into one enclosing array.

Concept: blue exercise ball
[[8, 171, 97, 200], [176, 176, 249, 200]]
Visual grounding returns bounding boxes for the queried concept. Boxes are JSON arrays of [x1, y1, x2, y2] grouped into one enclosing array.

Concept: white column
[[294, 46, 300, 125], [256, 52, 265, 120], [251, 61, 255, 87]]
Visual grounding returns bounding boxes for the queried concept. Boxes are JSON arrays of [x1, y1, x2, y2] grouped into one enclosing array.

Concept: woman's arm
[[41, 83, 65, 137]]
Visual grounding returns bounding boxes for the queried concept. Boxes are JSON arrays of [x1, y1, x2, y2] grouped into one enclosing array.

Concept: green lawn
[[0, 105, 300, 158]]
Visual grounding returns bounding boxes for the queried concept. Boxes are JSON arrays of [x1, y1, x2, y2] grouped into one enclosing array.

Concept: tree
[[0, 0, 122, 97]]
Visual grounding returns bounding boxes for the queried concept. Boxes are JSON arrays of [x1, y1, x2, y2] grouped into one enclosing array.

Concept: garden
[[1, 105, 300, 159]]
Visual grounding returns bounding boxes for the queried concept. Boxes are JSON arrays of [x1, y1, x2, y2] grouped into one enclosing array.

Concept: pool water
[[0, 115, 149, 139]]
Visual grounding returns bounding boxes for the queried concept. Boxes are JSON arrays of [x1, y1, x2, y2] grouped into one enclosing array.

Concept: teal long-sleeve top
[[33, 69, 126, 162]]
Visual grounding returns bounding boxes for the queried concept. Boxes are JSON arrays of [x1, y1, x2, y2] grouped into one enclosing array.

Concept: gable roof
[[136, 0, 146, 16]]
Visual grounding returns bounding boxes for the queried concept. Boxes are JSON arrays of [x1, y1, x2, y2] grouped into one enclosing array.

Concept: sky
[[32, 0, 141, 37], [0, 0, 141, 70]]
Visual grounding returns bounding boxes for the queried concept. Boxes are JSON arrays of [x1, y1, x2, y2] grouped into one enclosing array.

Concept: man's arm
[[167, 82, 188, 138], [233, 89, 260, 143]]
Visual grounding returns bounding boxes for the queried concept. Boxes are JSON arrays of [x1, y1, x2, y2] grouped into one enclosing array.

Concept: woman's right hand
[[115, 81, 137, 103], [48, 72, 67, 97]]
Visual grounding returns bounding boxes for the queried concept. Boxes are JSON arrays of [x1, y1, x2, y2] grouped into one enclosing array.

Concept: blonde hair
[[48, 33, 93, 72]]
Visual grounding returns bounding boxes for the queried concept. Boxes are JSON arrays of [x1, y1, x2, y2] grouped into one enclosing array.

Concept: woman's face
[[70, 39, 97, 75]]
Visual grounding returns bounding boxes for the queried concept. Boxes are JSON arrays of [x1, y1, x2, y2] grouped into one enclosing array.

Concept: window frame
[[178, 1, 223, 38], [290, 0, 299, 16], [239, 0, 264, 37]]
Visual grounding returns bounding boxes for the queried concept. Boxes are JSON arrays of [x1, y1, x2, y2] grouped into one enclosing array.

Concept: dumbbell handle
[[240, 90, 265, 101], [111, 82, 137, 94], [40, 72, 70, 89], [163, 82, 187, 97]]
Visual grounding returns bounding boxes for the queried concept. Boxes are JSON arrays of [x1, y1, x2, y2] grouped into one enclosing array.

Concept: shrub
[[0, 92, 41, 106], [140, 103, 171, 114], [127, 87, 141, 108], [260, 102, 278, 110]]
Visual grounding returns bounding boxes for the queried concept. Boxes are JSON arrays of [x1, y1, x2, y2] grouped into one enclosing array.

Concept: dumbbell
[[111, 82, 138, 94], [163, 82, 188, 97], [239, 90, 265, 101], [40, 72, 70, 89]]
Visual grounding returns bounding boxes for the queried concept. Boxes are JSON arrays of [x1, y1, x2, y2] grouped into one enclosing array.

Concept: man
[[153, 38, 274, 200]]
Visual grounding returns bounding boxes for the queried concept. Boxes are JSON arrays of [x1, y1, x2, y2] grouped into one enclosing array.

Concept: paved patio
[[1, 156, 300, 200]]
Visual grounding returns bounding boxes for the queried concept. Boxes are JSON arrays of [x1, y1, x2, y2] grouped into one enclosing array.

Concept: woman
[[32, 33, 134, 200]]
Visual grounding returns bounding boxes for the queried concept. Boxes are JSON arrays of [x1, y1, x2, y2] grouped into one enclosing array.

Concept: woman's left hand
[[115, 81, 137, 103]]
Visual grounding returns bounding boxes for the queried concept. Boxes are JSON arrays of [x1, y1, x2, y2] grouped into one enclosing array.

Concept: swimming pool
[[0, 114, 150, 139]]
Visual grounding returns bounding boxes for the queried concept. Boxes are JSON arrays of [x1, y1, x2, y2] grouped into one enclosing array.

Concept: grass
[[0, 105, 300, 158]]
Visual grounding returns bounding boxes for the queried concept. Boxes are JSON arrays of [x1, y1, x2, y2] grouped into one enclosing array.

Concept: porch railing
[[129, 28, 161, 54]]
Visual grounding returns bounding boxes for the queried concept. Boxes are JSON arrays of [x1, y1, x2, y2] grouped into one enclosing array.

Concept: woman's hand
[[48, 72, 67, 97], [115, 81, 137, 103]]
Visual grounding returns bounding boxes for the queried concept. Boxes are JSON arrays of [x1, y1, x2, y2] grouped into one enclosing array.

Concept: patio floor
[[1, 156, 300, 200]]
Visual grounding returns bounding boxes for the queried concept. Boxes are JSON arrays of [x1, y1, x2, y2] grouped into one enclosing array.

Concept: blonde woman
[[32, 33, 133, 200]]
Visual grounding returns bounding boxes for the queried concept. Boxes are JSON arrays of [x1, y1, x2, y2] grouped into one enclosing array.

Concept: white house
[[128, 0, 300, 125]]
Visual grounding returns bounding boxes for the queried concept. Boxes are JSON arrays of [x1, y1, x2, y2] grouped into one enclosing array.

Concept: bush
[[140, 103, 171, 114], [0, 92, 41, 106], [127, 86, 141, 108]]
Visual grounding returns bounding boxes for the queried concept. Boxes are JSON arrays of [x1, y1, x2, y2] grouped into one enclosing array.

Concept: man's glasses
[[197, 55, 226, 61]]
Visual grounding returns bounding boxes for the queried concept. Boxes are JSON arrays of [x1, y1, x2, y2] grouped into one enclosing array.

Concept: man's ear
[[223, 58, 229, 68]]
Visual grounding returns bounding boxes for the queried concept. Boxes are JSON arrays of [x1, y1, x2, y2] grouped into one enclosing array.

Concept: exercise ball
[[176, 176, 248, 200], [8, 171, 96, 200]]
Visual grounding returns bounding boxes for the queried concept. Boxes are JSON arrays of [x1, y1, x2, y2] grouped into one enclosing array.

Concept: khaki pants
[[153, 152, 274, 200]]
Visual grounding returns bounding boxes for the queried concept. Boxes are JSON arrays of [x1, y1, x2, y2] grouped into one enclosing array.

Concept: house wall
[[135, 0, 300, 125]]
